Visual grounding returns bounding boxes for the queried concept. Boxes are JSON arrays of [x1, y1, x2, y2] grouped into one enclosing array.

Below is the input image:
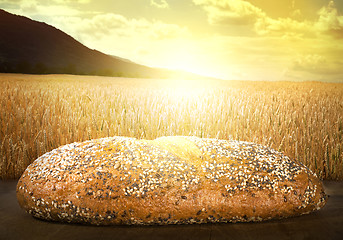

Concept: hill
[[0, 9, 187, 78]]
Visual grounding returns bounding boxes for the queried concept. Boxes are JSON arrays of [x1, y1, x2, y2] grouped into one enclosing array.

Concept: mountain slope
[[0, 9, 174, 78]]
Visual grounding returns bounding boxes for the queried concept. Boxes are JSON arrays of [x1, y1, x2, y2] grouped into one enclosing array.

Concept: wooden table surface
[[0, 180, 342, 240]]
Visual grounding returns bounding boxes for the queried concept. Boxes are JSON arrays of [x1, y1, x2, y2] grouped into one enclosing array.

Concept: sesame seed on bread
[[16, 136, 327, 225]]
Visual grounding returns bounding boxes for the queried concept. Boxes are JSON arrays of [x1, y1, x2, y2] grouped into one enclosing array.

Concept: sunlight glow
[[2, 0, 343, 82], [161, 42, 219, 79], [162, 79, 212, 99]]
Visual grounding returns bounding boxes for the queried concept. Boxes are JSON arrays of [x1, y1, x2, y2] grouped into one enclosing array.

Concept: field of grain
[[0, 73, 342, 180]]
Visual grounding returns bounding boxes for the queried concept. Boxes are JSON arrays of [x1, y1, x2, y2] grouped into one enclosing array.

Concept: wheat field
[[1, 73, 342, 180]]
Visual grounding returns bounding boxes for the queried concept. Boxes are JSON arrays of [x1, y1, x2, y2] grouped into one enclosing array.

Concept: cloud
[[293, 54, 326, 71], [193, 0, 265, 25], [192, 0, 343, 39], [150, 0, 169, 9], [0, 0, 90, 5], [290, 9, 302, 20], [52, 0, 90, 3], [1, 0, 190, 72], [292, 54, 343, 75], [49, 12, 191, 67], [3, 0, 187, 41], [254, 16, 314, 37], [254, 0, 343, 39], [2, 0, 82, 17], [316, 1, 343, 38], [192, 0, 313, 37], [63, 13, 189, 41], [0, 0, 21, 2], [2, 0, 342, 82]]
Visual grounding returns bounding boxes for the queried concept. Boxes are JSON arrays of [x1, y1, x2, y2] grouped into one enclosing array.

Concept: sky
[[1, 0, 343, 82]]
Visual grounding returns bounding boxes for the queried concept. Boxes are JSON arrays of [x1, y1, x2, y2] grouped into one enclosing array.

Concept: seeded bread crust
[[16, 136, 327, 225]]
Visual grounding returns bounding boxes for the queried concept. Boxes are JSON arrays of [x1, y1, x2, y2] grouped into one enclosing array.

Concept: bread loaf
[[16, 136, 327, 225]]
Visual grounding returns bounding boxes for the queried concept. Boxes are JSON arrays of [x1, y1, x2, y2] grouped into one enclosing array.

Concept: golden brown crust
[[16, 136, 327, 225]]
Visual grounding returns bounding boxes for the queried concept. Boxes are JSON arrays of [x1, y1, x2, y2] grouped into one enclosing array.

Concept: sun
[[162, 42, 217, 79], [167, 49, 198, 73]]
